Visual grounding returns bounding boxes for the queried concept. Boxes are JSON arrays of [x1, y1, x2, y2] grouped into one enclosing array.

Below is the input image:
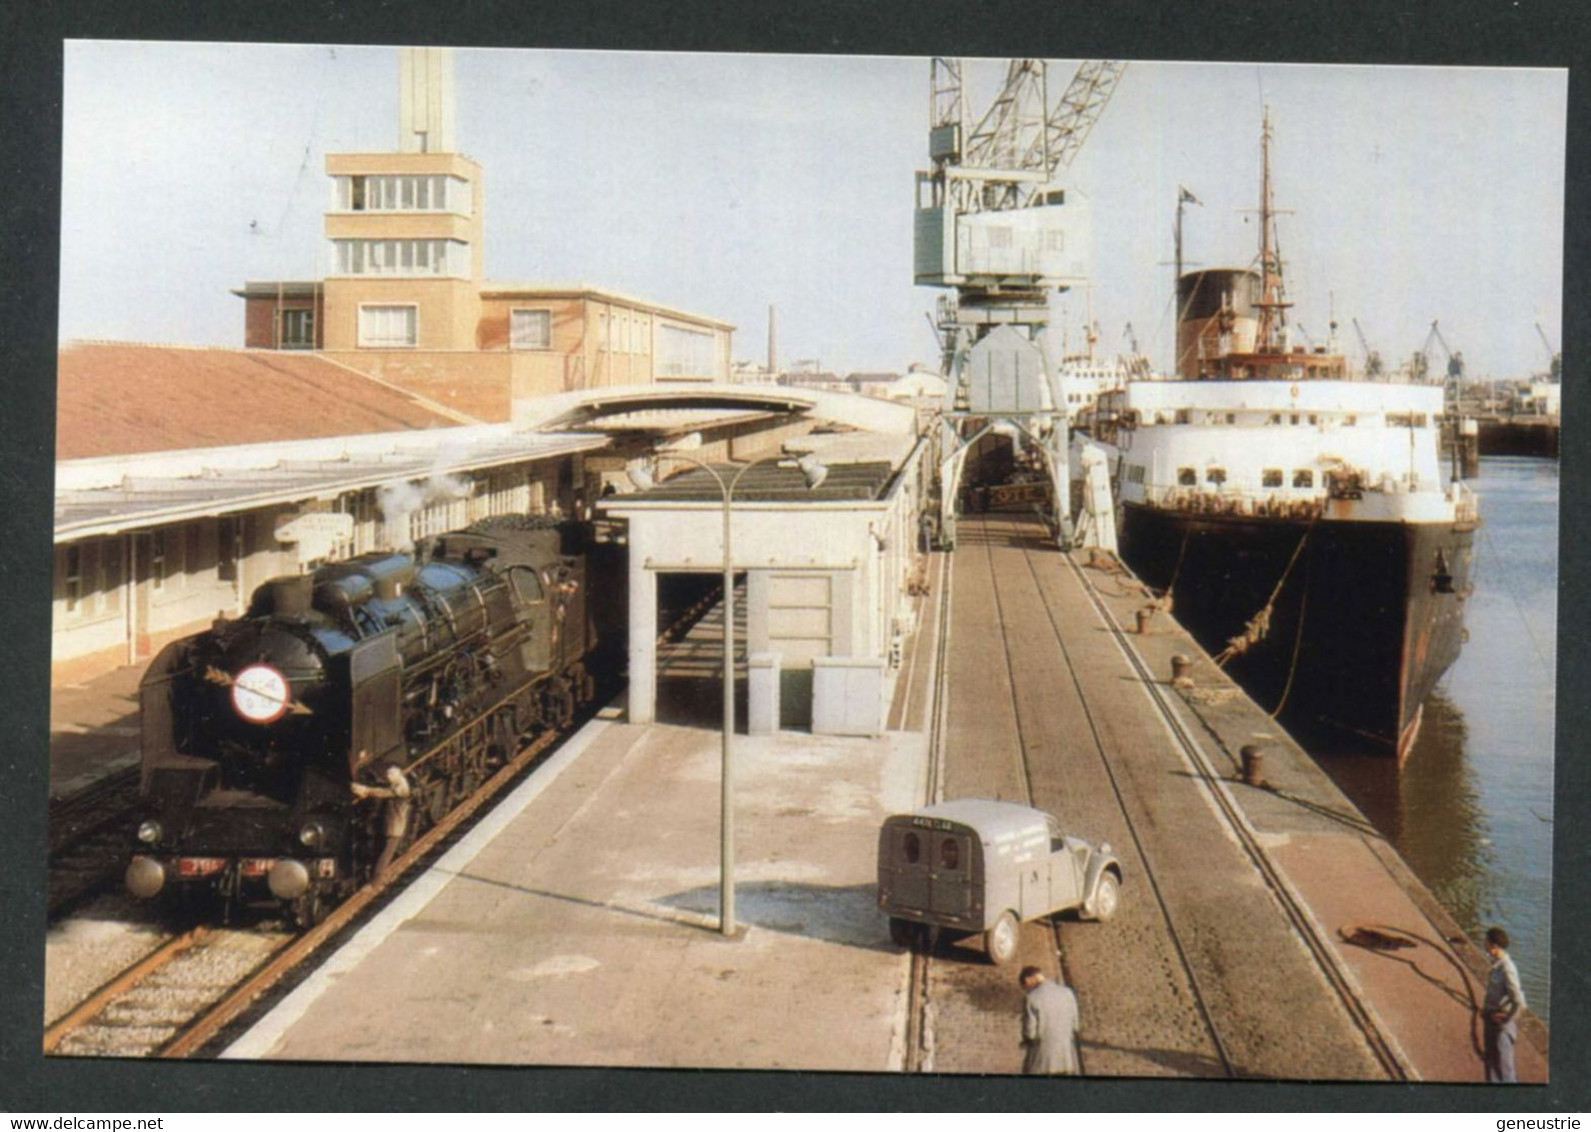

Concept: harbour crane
[[1423, 320, 1465, 381], [1352, 318, 1384, 378], [1420, 320, 1467, 423], [916, 57, 1126, 550], [1535, 322, 1561, 381]]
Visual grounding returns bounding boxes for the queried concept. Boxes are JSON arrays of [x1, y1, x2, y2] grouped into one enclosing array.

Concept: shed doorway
[[653, 570, 748, 731]]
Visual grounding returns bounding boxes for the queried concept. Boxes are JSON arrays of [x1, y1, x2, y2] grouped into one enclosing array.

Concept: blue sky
[[60, 43, 1566, 378]]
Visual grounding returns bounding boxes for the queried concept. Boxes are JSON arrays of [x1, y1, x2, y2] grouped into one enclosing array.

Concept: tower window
[[337, 174, 467, 214], [358, 305, 418, 348]]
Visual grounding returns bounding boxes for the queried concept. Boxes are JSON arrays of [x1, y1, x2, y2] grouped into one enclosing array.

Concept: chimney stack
[[767, 304, 777, 378]]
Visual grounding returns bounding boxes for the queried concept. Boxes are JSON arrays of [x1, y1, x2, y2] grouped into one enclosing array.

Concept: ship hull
[[1119, 502, 1474, 758]]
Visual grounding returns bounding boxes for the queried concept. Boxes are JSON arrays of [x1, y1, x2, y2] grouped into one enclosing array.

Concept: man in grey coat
[[1481, 926, 1526, 1083], [1019, 965, 1080, 1075]]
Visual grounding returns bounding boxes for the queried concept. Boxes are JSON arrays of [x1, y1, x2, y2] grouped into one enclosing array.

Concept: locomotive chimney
[[257, 575, 314, 619]]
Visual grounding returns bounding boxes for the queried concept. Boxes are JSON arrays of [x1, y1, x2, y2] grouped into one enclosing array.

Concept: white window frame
[[64, 545, 82, 614], [510, 308, 552, 350], [150, 530, 167, 592], [358, 304, 419, 348], [280, 307, 315, 349]]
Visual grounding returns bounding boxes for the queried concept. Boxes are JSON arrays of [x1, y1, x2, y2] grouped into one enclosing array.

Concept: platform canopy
[[514, 382, 917, 437]]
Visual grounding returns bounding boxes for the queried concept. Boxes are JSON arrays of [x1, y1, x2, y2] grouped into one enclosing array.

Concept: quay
[[43, 513, 1541, 1080]]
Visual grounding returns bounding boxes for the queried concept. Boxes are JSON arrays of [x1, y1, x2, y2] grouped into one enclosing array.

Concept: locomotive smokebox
[[126, 855, 166, 898]]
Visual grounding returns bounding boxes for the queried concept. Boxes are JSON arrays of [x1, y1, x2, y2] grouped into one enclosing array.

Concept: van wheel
[[1089, 872, 1120, 923], [889, 917, 923, 951], [985, 911, 1020, 965]]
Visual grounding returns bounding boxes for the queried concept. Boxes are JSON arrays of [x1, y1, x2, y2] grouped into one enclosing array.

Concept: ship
[[1091, 111, 1479, 760]]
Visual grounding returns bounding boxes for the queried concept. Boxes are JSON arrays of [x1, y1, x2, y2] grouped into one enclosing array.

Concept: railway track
[[45, 721, 566, 1058], [901, 514, 1408, 1079], [1050, 541, 1408, 1079], [900, 548, 950, 1073], [48, 767, 142, 918]]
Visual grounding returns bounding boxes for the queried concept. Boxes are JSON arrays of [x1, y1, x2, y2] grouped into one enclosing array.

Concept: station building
[[50, 342, 606, 683]]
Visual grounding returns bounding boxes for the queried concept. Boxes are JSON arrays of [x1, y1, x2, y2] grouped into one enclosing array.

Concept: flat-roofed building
[[236, 48, 734, 423]]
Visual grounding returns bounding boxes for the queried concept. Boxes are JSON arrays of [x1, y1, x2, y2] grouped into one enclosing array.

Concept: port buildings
[[53, 49, 734, 683], [53, 48, 926, 739]]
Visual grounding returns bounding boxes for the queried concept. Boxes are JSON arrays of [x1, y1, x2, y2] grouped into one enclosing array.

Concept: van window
[[903, 832, 920, 864], [940, 838, 960, 870]]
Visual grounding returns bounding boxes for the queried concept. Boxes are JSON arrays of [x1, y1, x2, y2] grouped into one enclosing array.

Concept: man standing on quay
[[1019, 965, 1080, 1075], [1482, 926, 1526, 1083]]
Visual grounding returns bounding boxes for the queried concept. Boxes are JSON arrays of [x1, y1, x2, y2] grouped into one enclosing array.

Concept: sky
[[59, 42, 1567, 379]]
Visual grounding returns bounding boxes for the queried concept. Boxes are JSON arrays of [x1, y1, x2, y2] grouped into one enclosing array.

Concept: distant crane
[[1535, 322, 1561, 381], [1352, 318, 1384, 378], [1424, 321, 1465, 382]]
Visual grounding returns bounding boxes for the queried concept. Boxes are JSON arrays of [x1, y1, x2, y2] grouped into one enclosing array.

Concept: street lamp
[[628, 450, 828, 936]]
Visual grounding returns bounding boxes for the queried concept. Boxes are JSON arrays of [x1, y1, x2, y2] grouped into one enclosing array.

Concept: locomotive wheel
[[291, 892, 325, 930], [424, 782, 449, 825]]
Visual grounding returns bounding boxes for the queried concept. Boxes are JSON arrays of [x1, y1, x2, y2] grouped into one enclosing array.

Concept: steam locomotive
[[126, 517, 623, 925]]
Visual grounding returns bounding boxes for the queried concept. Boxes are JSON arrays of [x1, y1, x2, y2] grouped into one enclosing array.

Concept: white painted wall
[[607, 438, 930, 729]]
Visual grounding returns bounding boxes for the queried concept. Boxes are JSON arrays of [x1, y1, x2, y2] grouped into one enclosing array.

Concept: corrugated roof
[[56, 342, 470, 460], [610, 460, 896, 505], [54, 425, 611, 540]]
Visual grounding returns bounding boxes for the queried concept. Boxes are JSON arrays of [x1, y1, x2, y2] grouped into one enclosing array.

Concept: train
[[125, 516, 624, 925]]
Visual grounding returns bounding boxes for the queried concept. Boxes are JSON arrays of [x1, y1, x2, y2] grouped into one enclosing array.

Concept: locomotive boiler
[[126, 517, 622, 925]]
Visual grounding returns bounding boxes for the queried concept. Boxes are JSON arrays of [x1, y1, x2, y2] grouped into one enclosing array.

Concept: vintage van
[[877, 798, 1122, 965]]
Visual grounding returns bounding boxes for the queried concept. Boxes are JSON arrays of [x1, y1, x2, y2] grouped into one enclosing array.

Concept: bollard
[[1135, 609, 1151, 635], [1240, 744, 1265, 787], [1171, 655, 1193, 687]]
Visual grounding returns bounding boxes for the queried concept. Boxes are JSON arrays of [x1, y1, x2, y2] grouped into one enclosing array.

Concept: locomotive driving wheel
[[291, 891, 326, 930]]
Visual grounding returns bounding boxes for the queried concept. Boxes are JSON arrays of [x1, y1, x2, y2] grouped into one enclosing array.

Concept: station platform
[[225, 712, 929, 1070], [49, 662, 146, 799]]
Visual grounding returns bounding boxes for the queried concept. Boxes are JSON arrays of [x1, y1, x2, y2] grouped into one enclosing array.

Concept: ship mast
[[1253, 107, 1292, 353]]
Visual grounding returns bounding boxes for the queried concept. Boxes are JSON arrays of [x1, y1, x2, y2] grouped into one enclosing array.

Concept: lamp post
[[629, 450, 827, 936]]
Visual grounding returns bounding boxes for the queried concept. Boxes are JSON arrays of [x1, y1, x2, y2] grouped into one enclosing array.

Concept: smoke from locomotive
[[127, 516, 624, 925]]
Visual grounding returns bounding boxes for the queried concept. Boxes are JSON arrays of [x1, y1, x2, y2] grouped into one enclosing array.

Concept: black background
[[3, 0, 1586, 1112]]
